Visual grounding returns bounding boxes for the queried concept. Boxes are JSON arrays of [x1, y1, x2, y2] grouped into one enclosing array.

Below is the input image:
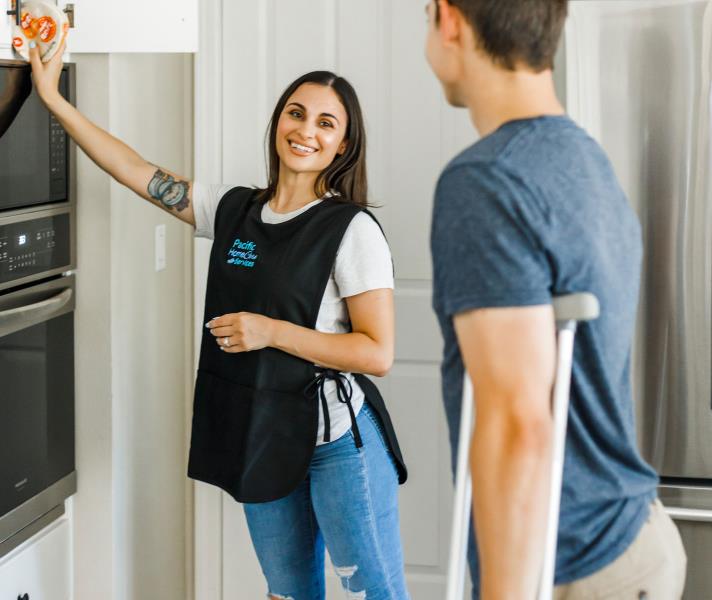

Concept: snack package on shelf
[[11, 1, 69, 62]]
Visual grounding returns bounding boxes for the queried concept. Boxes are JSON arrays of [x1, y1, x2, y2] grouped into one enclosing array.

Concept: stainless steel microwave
[[0, 60, 74, 212]]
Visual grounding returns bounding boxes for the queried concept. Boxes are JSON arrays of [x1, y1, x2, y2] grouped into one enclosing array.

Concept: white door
[[194, 1, 476, 598]]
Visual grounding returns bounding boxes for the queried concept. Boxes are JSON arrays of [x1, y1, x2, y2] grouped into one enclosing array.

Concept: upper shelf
[[1, 0, 198, 54]]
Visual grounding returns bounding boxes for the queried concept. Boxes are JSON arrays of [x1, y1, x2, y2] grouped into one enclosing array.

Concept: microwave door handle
[[0, 288, 73, 337]]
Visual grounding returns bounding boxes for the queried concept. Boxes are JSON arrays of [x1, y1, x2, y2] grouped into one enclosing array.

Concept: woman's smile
[[287, 139, 319, 156]]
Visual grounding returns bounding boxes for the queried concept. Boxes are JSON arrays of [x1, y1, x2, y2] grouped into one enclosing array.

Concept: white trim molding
[[193, 1, 224, 599]]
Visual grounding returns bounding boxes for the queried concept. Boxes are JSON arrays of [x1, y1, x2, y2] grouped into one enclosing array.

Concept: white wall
[[71, 53, 114, 600], [71, 53, 194, 600]]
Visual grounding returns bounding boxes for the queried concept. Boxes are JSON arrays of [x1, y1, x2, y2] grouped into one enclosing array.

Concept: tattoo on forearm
[[147, 169, 190, 212]]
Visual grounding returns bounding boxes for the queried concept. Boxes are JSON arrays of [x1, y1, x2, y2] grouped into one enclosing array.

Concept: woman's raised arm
[[29, 38, 196, 226]]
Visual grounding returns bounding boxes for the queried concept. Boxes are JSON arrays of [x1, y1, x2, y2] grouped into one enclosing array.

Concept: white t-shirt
[[192, 183, 394, 445]]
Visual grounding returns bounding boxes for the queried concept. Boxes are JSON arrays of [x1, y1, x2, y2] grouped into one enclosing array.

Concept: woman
[[30, 39, 409, 600]]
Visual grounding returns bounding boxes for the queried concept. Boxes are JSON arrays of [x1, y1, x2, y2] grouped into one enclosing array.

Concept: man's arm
[[454, 304, 556, 600]]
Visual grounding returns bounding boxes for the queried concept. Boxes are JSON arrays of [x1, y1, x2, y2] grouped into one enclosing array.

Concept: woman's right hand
[[28, 34, 67, 107]]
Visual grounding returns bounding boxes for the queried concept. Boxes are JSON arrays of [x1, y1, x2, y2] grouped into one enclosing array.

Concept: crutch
[[445, 293, 600, 600]]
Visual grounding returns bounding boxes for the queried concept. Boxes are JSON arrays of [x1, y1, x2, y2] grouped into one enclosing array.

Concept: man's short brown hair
[[436, 0, 568, 72]]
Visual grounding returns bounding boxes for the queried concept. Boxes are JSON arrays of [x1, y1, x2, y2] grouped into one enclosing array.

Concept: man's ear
[[437, 0, 462, 46]]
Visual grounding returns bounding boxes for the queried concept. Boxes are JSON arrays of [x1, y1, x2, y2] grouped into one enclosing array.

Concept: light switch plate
[[155, 224, 166, 272]]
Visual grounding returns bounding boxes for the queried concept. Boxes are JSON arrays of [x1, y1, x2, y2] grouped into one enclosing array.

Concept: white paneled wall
[[194, 2, 476, 598]]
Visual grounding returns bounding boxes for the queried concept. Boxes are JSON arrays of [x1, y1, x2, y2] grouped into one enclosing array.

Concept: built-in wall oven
[[0, 59, 76, 558], [0, 273, 76, 555]]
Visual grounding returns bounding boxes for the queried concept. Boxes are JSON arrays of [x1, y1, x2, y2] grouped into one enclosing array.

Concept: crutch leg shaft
[[537, 323, 576, 600], [446, 375, 474, 600], [445, 293, 599, 600]]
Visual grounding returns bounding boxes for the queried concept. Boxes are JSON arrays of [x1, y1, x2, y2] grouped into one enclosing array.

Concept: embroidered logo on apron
[[227, 238, 259, 268]]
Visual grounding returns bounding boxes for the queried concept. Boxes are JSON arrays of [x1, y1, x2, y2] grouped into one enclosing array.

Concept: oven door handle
[[0, 288, 73, 336]]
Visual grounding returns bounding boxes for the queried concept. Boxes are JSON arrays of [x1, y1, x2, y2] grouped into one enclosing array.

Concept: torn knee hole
[[334, 565, 358, 580], [269, 594, 295, 600], [333, 564, 367, 598]]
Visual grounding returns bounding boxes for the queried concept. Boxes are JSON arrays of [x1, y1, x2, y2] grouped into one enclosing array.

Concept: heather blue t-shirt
[[431, 115, 659, 588]]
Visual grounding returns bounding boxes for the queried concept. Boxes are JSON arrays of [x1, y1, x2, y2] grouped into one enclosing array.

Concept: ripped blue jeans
[[243, 402, 410, 600]]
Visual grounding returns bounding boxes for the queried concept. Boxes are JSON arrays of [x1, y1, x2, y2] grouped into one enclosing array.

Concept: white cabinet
[[1, 0, 198, 53], [58, 0, 198, 53], [0, 518, 71, 600], [0, 1, 12, 51]]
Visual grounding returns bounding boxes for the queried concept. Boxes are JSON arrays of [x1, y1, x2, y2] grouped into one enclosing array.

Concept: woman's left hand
[[206, 312, 277, 353]]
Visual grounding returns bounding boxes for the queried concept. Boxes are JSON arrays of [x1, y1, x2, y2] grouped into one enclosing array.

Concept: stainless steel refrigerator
[[560, 1, 712, 597]]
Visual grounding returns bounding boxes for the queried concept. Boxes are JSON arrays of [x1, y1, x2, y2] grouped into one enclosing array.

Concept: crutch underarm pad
[[552, 293, 600, 323]]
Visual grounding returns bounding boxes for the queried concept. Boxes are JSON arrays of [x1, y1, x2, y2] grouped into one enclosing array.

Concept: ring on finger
[[223, 336, 230, 348]]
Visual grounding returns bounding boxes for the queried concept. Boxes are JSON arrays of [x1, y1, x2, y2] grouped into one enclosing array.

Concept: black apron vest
[[187, 187, 408, 503]]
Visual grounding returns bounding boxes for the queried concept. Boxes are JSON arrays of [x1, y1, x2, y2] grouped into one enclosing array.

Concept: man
[[425, 1, 687, 598]]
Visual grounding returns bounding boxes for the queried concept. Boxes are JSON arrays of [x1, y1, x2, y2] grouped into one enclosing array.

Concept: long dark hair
[[257, 71, 369, 208]]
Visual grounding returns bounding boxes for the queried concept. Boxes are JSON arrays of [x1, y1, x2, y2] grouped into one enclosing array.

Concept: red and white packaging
[[11, 1, 69, 63]]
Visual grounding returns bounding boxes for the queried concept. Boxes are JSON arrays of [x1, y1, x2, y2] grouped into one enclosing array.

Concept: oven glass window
[[0, 312, 74, 517], [0, 66, 69, 211]]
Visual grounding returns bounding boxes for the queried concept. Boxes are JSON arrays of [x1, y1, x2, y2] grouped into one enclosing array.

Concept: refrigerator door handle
[[666, 506, 712, 523]]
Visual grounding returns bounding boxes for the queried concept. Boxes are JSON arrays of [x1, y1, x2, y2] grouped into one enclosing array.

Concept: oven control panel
[[0, 211, 71, 287]]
